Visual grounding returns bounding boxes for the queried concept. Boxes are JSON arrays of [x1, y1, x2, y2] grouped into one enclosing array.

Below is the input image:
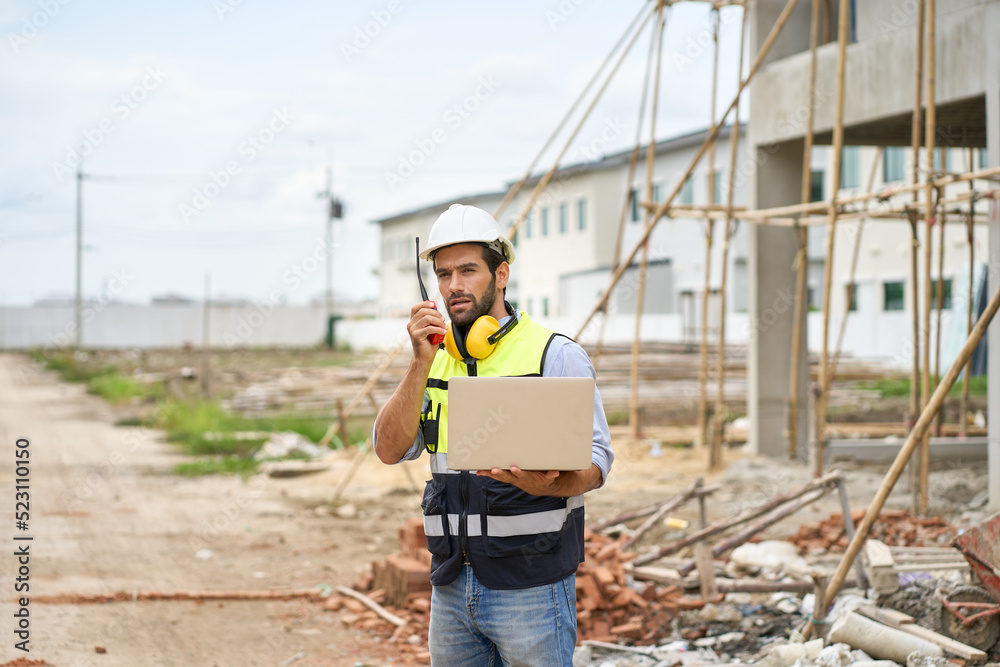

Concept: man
[[373, 203, 613, 666]]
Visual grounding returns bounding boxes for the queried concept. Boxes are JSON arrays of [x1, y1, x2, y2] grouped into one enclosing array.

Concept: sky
[[0, 0, 744, 307]]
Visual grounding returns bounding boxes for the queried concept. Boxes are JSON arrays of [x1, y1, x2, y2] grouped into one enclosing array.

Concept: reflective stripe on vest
[[424, 494, 584, 538], [429, 452, 457, 475]]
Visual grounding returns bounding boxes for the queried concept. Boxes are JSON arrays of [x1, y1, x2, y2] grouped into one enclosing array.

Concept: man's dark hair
[[481, 245, 507, 297]]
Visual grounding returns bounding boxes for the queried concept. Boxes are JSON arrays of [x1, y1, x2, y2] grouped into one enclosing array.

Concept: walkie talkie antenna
[[416, 237, 445, 346], [416, 237, 429, 302]]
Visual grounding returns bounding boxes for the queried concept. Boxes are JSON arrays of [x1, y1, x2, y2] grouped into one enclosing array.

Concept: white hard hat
[[419, 204, 516, 265]]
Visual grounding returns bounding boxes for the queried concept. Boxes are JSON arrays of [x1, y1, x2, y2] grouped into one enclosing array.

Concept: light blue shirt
[[373, 314, 614, 485]]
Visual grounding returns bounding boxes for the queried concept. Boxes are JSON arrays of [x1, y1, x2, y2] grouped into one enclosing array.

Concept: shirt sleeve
[[542, 336, 614, 486], [371, 390, 426, 463]]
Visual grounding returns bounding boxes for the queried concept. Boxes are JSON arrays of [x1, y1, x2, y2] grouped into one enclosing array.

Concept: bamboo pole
[[830, 147, 884, 382], [933, 186, 946, 437], [492, 2, 652, 221], [919, 0, 937, 514], [575, 0, 802, 340], [697, 7, 721, 452], [909, 0, 926, 439], [506, 5, 657, 243], [805, 280, 1000, 639], [711, 3, 748, 469], [630, 5, 666, 440], [788, 0, 823, 462], [908, 209, 922, 512], [633, 470, 843, 566], [676, 484, 834, 577], [319, 340, 406, 447], [737, 165, 1000, 223], [620, 477, 701, 551], [593, 8, 662, 372], [815, 0, 852, 477], [960, 149, 975, 438]]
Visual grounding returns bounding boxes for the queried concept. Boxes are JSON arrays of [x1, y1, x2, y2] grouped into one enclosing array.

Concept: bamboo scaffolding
[[805, 279, 1000, 640], [592, 6, 662, 373], [829, 148, 884, 384], [574, 0, 802, 340], [492, 2, 652, 221], [506, 5, 657, 243], [630, 5, 667, 440], [934, 183, 946, 437], [789, 0, 822, 461], [710, 3, 747, 470], [815, 0, 852, 477], [919, 0, 937, 514], [909, 0, 926, 462], [697, 7, 721, 452], [960, 149, 975, 438]]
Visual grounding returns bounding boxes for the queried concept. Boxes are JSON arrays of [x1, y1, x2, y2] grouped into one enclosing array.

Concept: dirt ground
[[0, 353, 990, 666]]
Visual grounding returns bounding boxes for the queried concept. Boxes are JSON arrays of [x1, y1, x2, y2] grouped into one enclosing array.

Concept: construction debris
[[791, 511, 958, 554]]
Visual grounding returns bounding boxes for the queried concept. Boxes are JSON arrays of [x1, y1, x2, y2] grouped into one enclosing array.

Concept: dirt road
[[0, 353, 422, 666]]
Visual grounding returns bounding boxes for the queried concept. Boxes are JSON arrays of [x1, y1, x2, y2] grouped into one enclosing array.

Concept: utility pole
[[317, 152, 343, 346], [75, 168, 85, 348]]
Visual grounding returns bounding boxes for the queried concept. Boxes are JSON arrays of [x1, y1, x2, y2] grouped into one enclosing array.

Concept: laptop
[[446, 376, 595, 471]]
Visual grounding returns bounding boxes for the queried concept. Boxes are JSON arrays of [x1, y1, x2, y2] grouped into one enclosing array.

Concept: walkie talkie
[[416, 237, 445, 346]]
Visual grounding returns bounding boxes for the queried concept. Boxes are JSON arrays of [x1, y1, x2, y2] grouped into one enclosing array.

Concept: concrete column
[[747, 0, 813, 458], [987, 1, 1000, 513], [747, 139, 809, 458]]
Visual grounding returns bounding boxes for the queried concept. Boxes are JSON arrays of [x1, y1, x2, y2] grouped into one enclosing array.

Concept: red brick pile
[[576, 528, 706, 645], [324, 521, 708, 660], [791, 509, 957, 554]]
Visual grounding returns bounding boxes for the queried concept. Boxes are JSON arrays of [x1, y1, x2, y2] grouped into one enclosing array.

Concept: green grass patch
[[148, 399, 340, 457], [861, 375, 988, 398], [174, 457, 259, 477], [605, 411, 629, 426], [87, 373, 159, 403], [30, 349, 108, 383]]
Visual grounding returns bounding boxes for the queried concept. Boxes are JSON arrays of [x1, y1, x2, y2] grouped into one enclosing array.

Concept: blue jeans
[[428, 564, 577, 666]]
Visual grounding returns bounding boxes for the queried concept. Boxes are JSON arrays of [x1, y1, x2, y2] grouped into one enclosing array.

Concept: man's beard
[[447, 276, 497, 327]]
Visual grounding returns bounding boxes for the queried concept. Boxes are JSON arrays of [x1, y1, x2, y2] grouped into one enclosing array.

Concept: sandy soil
[[0, 353, 988, 666]]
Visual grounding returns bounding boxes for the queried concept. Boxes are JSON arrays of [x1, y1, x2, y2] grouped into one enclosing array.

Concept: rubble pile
[[575, 529, 708, 644], [792, 510, 957, 554]]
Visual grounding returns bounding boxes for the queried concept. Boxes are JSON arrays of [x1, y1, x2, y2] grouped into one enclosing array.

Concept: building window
[[526, 298, 533, 316], [577, 198, 587, 231], [524, 211, 532, 239], [980, 148, 988, 169], [679, 176, 694, 205], [933, 147, 949, 172], [810, 170, 824, 202], [846, 282, 858, 312], [559, 202, 567, 234], [397, 238, 406, 261], [712, 169, 723, 204], [541, 207, 550, 236], [931, 278, 953, 310], [883, 281, 905, 311], [630, 188, 640, 223], [652, 182, 664, 203], [542, 297, 549, 317], [841, 146, 860, 189], [883, 146, 905, 183]]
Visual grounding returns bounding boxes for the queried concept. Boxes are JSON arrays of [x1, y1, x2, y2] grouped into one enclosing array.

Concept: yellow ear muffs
[[444, 324, 463, 361], [465, 316, 501, 359]]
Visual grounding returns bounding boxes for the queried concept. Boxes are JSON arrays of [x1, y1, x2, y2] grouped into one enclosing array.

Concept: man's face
[[434, 244, 498, 327]]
